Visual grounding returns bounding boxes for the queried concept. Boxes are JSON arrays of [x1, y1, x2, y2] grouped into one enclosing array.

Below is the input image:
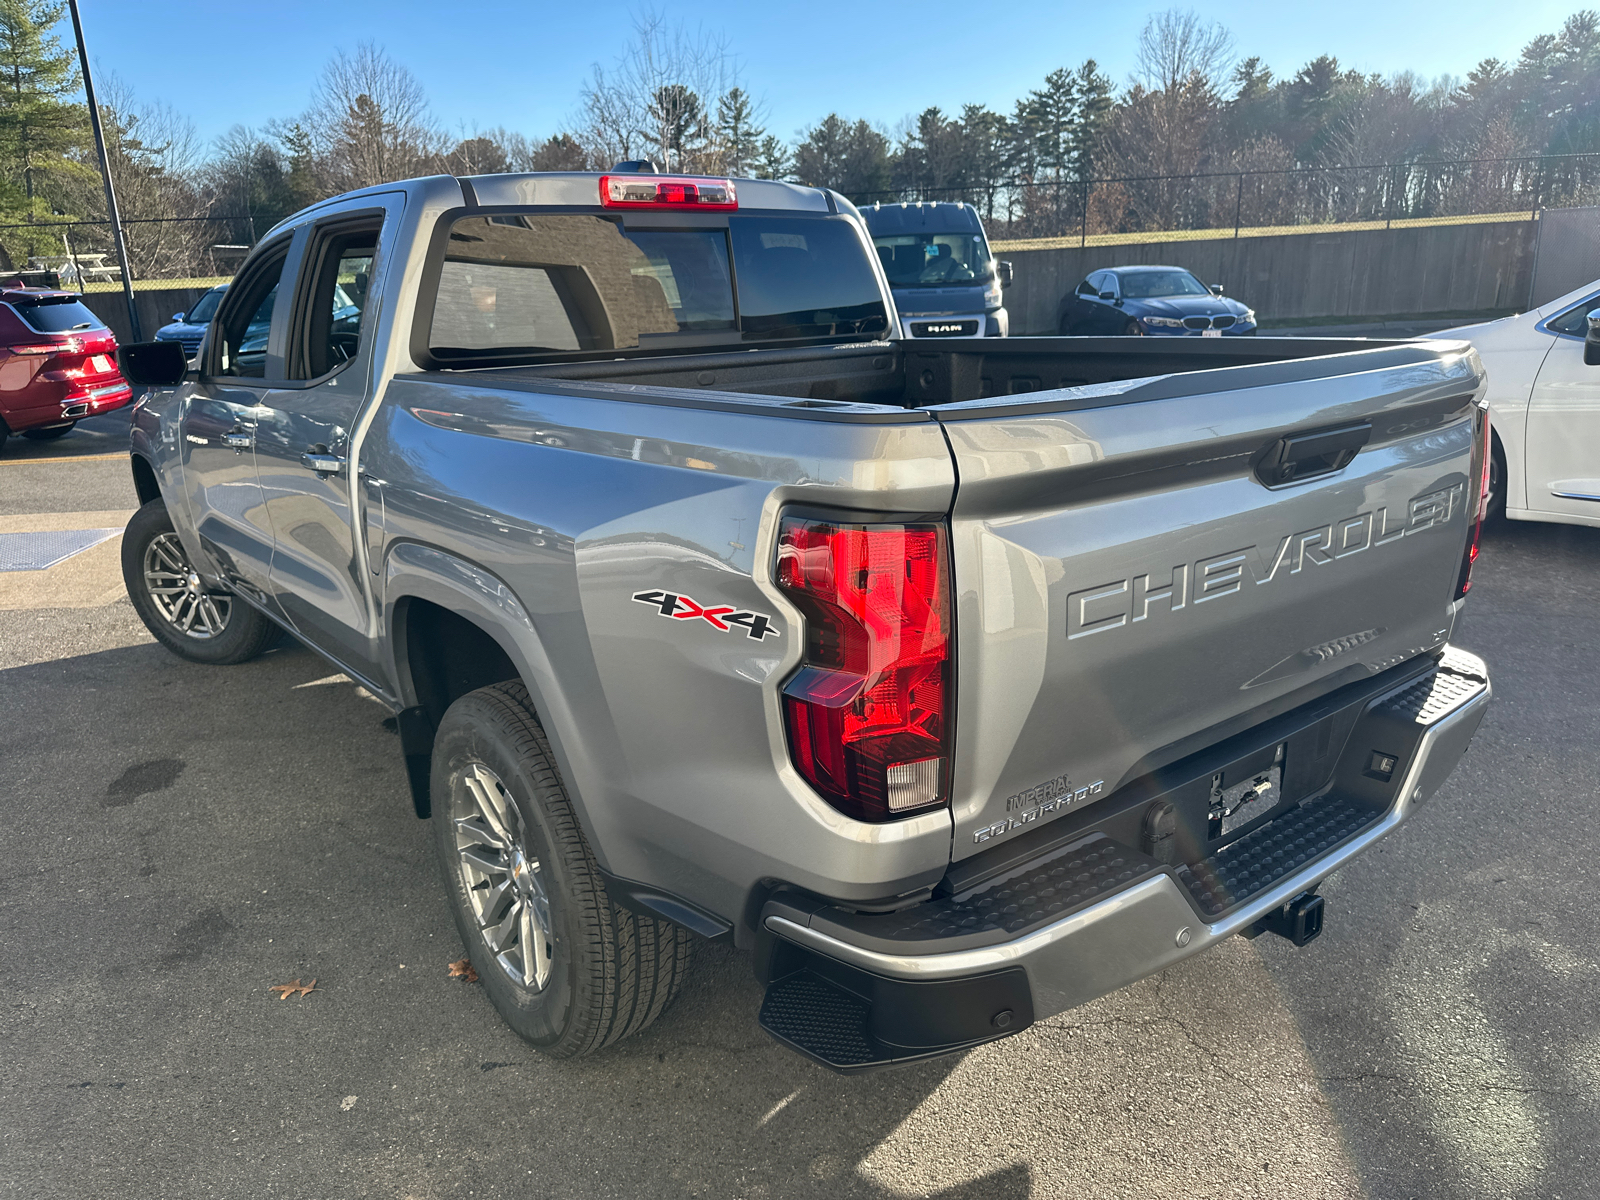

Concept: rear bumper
[[758, 646, 1490, 1071], [4, 380, 132, 429]]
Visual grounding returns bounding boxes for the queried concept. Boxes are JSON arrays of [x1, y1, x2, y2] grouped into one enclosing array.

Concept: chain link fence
[[0, 214, 258, 292], [858, 154, 1600, 249], [8, 154, 1600, 289]]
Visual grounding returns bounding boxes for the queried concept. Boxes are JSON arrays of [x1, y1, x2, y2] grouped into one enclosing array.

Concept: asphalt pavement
[[0, 412, 1595, 1199]]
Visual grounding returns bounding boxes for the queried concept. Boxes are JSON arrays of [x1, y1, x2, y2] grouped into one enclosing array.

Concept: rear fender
[[380, 541, 604, 857]]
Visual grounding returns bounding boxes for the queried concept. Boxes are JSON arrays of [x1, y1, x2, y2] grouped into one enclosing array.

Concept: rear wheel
[[0, 417, 9, 455], [121, 499, 280, 664], [432, 681, 691, 1057], [21, 421, 75, 440]]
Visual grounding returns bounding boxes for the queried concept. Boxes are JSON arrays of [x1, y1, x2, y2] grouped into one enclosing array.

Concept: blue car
[[1057, 266, 1256, 336], [154, 284, 227, 357]]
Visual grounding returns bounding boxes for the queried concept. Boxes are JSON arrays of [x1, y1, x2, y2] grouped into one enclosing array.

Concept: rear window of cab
[[424, 212, 888, 363]]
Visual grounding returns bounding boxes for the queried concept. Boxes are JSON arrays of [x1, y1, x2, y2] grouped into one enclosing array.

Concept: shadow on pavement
[[1260, 518, 1600, 1199], [0, 635, 1031, 1199], [1, 405, 133, 460]]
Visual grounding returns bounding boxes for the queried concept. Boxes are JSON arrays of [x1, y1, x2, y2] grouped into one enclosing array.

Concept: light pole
[[66, 0, 140, 340]]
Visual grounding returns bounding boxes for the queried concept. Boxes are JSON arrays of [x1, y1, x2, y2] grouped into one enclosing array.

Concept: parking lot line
[[0, 452, 128, 465]]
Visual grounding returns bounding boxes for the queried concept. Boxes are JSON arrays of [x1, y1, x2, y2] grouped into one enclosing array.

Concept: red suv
[[0, 287, 132, 452]]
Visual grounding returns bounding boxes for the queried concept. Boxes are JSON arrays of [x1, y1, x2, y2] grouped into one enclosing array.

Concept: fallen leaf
[[447, 958, 479, 983], [268, 978, 317, 1000]]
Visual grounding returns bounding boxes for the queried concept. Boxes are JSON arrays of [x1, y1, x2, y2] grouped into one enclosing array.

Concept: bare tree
[[304, 42, 441, 192], [60, 73, 211, 276], [1135, 8, 1234, 96], [1105, 9, 1235, 231], [577, 10, 738, 171]]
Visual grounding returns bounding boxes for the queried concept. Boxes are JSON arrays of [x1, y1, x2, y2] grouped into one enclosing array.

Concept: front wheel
[[120, 499, 281, 664], [1122, 318, 1144, 336], [431, 682, 691, 1057]]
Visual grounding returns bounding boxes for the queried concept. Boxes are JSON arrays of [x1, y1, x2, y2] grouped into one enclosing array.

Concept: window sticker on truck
[[631, 590, 781, 640]]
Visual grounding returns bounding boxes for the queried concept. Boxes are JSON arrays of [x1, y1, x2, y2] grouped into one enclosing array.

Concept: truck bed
[[389, 333, 1482, 866], [425, 335, 1448, 414]]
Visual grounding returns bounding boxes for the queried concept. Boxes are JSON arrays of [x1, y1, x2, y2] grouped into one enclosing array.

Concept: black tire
[[120, 498, 281, 665], [431, 681, 691, 1058], [21, 421, 75, 440], [1122, 318, 1144, 336], [0, 417, 9, 455]]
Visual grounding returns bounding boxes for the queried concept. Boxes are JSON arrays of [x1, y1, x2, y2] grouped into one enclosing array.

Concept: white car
[[1436, 282, 1600, 528]]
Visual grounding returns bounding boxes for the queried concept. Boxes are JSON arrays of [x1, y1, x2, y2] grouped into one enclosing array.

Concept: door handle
[[1255, 422, 1372, 487], [301, 451, 346, 476], [222, 430, 253, 450]]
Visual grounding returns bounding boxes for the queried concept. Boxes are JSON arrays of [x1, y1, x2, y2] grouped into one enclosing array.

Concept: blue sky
[[82, 0, 1580, 150]]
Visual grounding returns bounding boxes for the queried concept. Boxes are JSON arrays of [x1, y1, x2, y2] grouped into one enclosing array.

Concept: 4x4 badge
[[632, 590, 780, 640]]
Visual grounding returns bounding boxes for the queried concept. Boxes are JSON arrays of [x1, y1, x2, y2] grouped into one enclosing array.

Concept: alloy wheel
[[142, 533, 233, 639], [453, 762, 554, 990]]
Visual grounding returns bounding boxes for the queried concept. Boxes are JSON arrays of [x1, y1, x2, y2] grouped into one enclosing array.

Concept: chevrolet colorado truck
[[115, 169, 1493, 1072]]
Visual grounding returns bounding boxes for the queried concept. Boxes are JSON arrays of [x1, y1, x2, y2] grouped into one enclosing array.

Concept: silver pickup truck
[[116, 169, 1493, 1072]]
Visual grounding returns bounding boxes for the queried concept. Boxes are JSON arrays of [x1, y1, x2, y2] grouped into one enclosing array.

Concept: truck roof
[[461, 172, 833, 213], [263, 172, 840, 243], [861, 201, 984, 235]]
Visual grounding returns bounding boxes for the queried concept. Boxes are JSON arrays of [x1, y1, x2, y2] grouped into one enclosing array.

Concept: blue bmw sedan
[[1057, 266, 1256, 336]]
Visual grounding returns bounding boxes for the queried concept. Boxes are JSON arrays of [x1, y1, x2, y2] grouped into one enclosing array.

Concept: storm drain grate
[[0, 529, 121, 572]]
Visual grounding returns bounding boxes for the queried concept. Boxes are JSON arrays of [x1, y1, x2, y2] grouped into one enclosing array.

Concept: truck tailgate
[[931, 343, 1483, 856]]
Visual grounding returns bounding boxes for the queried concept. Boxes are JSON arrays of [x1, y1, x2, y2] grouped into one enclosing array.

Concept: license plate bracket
[[1209, 743, 1286, 838]]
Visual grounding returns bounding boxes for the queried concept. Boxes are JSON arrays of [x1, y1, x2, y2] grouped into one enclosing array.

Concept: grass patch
[[991, 209, 1534, 254], [80, 277, 232, 293]]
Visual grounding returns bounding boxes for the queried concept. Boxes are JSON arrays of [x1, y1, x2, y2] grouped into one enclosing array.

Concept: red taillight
[[775, 515, 951, 822], [598, 174, 737, 209], [11, 337, 81, 356], [1455, 401, 1492, 600]]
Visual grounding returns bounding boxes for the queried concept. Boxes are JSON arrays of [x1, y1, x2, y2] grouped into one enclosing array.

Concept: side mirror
[[997, 260, 1013, 288], [1586, 311, 1600, 366], [171, 311, 186, 322], [1098, 290, 1116, 301], [1209, 284, 1225, 296], [118, 340, 189, 387]]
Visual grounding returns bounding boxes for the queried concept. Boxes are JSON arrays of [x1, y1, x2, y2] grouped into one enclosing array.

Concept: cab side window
[[1548, 298, 1600, 337], [292, 222, 380, 380], [216, 249, 287, 378]]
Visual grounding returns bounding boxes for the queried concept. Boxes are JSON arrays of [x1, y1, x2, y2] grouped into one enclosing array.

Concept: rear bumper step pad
[[757, 647, 1491, 1071]]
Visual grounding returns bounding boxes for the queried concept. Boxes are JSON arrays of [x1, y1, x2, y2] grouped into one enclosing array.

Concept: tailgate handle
[[1255, 422, 1371, 487]]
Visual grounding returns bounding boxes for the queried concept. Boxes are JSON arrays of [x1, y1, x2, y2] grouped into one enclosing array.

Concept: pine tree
[[752, 133, 790, 181], [0, 0, 84, 214], [281, 122, 320, 210], [715, 87, 764, 174], [1070, 59, 1114, 181], [1025, 68, 1077, 178]]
